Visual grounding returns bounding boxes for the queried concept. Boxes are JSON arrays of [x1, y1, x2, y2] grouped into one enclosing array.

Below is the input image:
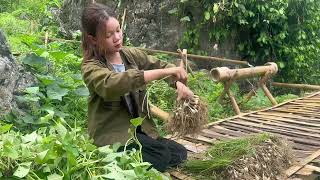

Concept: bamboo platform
[[169, 91, 320, 179]]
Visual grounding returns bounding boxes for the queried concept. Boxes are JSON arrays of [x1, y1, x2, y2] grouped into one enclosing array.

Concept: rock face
[[0, 30, 37, 115], [58, 0, 239, 68], [120, 0, 184, 51], [59, 0, 183, 51]]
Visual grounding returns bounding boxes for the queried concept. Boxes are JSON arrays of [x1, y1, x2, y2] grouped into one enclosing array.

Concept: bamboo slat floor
[[169, 91, 320, 180]]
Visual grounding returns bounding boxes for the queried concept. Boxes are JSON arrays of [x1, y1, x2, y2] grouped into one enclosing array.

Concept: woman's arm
[[124, 47, 184, 87], [144, 66, 187, 84]]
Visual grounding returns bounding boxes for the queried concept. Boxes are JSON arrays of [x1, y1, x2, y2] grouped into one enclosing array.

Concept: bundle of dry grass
[[166, 95, 208, 137]]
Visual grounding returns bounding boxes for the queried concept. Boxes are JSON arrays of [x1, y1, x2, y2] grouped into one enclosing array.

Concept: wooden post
[[259, 71, 277, 105], [44, 31, 49, 48], [218, 79, 241, 114], [219, 79, 234, 103], [227, 89, 241, 115], [178, 49, 194, 77], [261, 84, 277, 105], [121, 8, 127, 30]]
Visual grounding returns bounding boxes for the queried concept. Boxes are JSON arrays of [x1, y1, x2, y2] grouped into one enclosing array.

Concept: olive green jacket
[[81, 47, 175, 146]]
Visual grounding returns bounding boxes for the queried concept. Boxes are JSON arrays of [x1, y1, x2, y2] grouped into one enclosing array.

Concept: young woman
[[81, 3, 194, 172]]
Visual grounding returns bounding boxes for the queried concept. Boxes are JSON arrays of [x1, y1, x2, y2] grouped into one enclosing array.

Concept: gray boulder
[[0, 30, 37, 115]]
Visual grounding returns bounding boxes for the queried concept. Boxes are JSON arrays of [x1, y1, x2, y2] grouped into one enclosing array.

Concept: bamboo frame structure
[[210, 63, 278, 114]]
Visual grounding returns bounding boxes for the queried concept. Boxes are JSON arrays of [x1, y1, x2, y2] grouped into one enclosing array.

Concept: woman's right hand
[[170, 67, 188, 84]]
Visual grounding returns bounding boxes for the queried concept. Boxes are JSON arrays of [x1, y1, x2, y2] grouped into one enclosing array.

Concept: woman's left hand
[[176, 81, 194, 101]]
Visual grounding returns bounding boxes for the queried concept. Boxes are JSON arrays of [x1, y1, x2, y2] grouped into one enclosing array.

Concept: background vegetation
[[174, 0, 320, 84]]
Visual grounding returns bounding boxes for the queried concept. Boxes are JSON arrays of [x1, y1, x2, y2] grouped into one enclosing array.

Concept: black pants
[[119, 131, 187, 172]]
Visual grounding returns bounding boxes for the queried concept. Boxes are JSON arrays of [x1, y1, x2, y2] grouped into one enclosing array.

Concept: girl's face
[[96, 17, 123, 54]]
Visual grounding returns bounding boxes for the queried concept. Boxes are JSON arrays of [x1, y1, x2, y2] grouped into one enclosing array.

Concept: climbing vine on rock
[[173, 0, 320, 84]]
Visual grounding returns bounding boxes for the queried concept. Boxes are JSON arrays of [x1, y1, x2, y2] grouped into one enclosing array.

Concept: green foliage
[[0, 12, 30, 35], [3, 42, 88, 131], [0, 122, 167, 179], [0, 0, 64, 53], [188, 71, 233, 120], [184, 133, 270, 177], [173, 0, 320, 84], [240, 89, 298, 111], [0, 0, 62, 26]]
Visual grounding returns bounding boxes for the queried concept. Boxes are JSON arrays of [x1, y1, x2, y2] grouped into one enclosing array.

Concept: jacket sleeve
[[81, 60, 145, 101], [126, 48, 177, 88]]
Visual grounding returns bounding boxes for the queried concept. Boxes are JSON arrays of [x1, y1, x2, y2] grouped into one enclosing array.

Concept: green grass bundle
[[184, 133, 294, 179], [184, 133, 270, 174]]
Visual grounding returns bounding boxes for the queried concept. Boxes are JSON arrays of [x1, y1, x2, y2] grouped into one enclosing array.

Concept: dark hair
[[81, 3, 117, 60]]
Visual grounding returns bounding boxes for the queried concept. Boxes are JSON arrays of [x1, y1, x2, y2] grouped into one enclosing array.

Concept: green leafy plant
[[0, 121, 168, 179]]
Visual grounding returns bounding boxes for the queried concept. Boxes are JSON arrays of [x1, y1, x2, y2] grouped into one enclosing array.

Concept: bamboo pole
[[271, 82, 320, 91], [150, 104, 170, 122], [241, 70, 278, 105], [261, 84, 277, 105], [227, 89, 241, 115], [178, 49, 194, 77], [11, 34, 249, 66], [12, 36, 249, 66], [210, 62, 278, 82], [259, 71, 278, 105], [121, 8, 127, 30], [136, 47, 249, 66], [285, 149, 320, 177], [44, 31, 49, 48]]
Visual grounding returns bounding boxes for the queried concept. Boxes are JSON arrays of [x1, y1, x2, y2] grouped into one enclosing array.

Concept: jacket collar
[[97, 49, 137, 71]]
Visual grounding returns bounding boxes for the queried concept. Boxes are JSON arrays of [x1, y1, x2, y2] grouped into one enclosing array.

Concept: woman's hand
[[171, 67, 188, 84], [176, 81, 194, 101]]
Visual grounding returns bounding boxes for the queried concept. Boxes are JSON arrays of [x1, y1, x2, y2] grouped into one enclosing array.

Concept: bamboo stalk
[[285, 149, 320, 177], [261, 84, 278, 105], [238, 116, 320, 134], [44, 31, 49, 48], [271, 82, 320, 91], [178, 49, 194, 77], [11, 36, 249, 66], [121, 8, 127, 30], [136, 47, 249, 66], [210, 62, 278, 82], [150, 104, 170, 122], [227, 89, 241, 115]]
